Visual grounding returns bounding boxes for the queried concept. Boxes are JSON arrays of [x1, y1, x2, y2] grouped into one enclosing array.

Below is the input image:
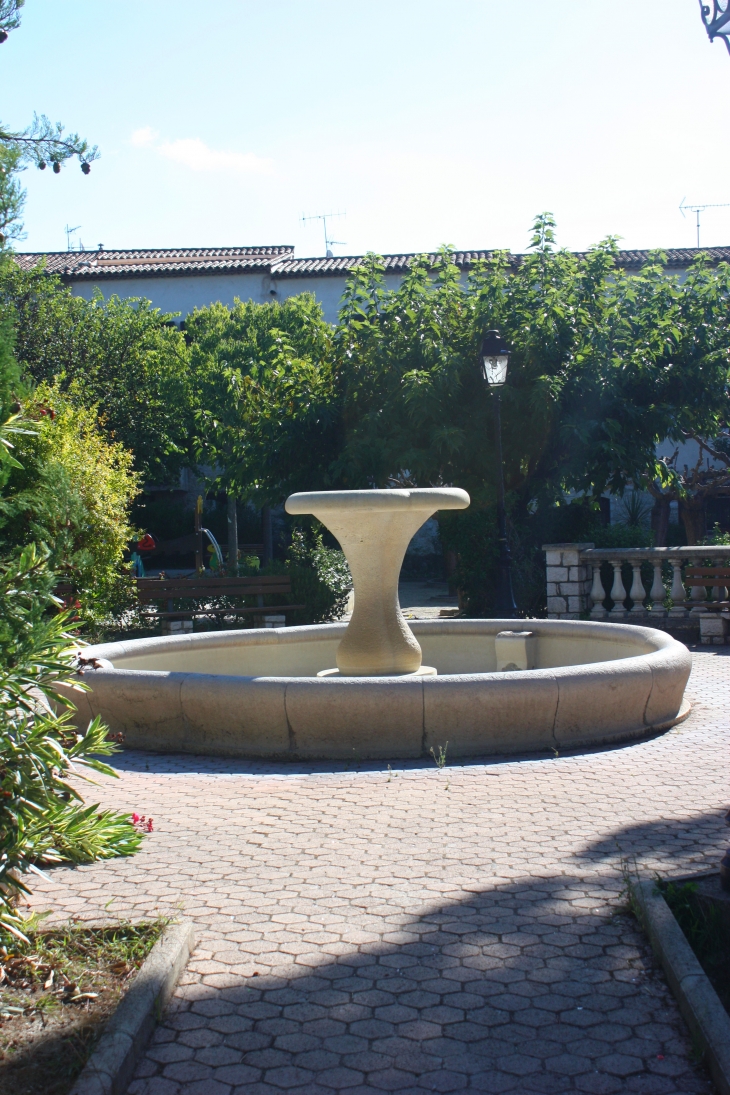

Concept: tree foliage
[[330, 217, 730, 515], [0, 263, 141, 627], [0, 0, 24, 38], [0, 1, 97, 248], [175, 219, 730, 607], [186, 294, 337, 502], [0, 261, 194, 484], [0, 145, 25, 244], [0, 385, 140, 625], [0, 3, 97, 176]]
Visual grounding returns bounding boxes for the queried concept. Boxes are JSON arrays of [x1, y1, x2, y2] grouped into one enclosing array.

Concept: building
[[14, 244, 730, 326]]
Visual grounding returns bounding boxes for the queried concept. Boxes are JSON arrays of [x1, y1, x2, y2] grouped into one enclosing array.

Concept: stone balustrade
[[543, 543, 730, 641]]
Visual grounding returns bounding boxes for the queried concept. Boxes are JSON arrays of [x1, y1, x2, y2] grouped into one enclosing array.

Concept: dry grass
[[0, 919, 166, 1095]]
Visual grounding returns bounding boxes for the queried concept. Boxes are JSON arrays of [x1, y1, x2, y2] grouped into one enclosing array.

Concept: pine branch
[[0, 114, 99, 172], [0, 0, 24, 41]]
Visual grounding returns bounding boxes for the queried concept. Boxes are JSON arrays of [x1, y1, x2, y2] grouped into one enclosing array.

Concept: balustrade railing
[[543, 543, 730, 637]]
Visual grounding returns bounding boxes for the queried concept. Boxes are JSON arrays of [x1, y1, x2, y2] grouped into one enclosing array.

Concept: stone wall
[[543, 542, 594, 619]]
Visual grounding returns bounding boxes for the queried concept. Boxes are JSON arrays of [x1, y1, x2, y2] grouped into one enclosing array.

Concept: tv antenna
[[64, 224, 82, 251], [679, 198, 730, 247], [301, 211, 345, 257]]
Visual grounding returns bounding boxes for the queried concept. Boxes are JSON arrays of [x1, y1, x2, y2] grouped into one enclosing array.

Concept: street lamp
[[480, 330, 519, 619], [699, 1, 730, 53]]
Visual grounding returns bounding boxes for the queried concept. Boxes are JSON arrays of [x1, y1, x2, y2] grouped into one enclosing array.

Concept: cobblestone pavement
[[28, 649, 729, 1094]]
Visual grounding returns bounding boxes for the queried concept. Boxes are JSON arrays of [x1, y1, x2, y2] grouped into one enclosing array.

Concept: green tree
[[329, 216, 730, 605], [187, 294, 338, 503], [0, 145, 25, 245], [0, 261, 194, 484]]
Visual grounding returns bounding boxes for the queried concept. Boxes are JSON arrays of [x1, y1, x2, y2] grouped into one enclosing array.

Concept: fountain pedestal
[[285, 488, 470, 675]]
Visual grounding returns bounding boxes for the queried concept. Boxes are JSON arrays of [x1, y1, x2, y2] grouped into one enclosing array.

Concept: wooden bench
[[134, 575, 304, 626], [683, 566, 730, 609], [683, 566, 730, 643]]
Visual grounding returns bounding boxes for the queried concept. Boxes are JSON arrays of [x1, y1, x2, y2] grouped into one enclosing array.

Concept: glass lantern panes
[[482, 355, 509, 387]]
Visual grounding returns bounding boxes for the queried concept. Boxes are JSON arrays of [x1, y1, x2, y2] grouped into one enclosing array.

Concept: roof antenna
[[301, 211, 346, 257], [679, 197, 730, 247], [65, 224, 81, 251]]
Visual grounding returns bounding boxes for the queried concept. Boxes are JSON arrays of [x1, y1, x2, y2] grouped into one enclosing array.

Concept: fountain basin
[[65, 619, 691, 760]]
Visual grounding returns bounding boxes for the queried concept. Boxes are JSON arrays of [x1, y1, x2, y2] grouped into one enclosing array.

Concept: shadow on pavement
[[127, 875, 714, 1095], [577, 809, 727, 874], [109, 728, 678, 779]]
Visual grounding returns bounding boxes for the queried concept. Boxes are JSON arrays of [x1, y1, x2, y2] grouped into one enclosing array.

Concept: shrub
[[286, 526, 352, 624], [0, 385, 140, 630], [0, 545, 142, 940]]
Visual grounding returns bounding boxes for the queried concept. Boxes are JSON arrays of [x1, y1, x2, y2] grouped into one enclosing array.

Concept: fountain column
[[285, 488, 470, 675]]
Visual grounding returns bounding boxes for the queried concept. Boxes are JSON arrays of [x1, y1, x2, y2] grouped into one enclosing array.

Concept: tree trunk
[[262, 506, 273, 565], [651, 495, 670, 547], [195, 494, 204, 573], [679, 496, 706, 546], [444, 549, 458, 595], [227, 493, 238, 575]]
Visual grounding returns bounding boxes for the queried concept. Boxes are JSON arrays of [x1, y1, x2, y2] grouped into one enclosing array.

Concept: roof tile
[[13, 244, 730, 282], [13, 246, 294, 279]]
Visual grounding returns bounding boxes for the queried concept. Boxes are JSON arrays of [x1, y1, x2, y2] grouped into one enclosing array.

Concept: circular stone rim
[[285, 487, 470, 514], [64, 619, 693, 762]]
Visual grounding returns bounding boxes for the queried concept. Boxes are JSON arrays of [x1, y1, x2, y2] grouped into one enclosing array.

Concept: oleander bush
[[0, 545, 142, 940]]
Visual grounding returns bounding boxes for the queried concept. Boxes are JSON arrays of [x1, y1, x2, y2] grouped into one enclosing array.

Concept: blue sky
[[3, 1, 730, 257]]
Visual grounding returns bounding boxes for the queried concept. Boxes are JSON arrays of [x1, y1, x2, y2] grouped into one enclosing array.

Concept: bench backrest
[[134, 575, 292, 603], [684, 566, 730, 587]]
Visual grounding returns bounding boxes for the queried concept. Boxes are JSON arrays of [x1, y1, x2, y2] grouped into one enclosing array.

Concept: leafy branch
[[0, 0, 23, 42], [0, 4, 98, 175], [0, 114, 98, 173]]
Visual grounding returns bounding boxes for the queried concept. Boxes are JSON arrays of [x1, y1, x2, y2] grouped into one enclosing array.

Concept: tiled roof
[[271, 251, 496, 276], [601, 246, 730, 270], [13, 244, 730, 281], [272, 246, 730, 278], [13, 246, 294, 279]]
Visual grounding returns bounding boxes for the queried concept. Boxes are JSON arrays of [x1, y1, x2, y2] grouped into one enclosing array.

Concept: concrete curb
[[68, 919, 195, 1095], [633, 879, 730, 1095]]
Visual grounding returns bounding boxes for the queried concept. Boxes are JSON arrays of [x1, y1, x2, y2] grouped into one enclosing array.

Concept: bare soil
[[0, 921, 164, 1095]]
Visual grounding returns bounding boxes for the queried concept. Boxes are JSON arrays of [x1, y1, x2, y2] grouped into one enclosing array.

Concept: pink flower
[[145, 819, 154, 832], [131, 813, 140, 824]]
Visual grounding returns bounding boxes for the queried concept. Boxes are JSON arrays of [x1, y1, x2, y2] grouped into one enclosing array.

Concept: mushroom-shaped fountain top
[[285, 487, 470, 676]]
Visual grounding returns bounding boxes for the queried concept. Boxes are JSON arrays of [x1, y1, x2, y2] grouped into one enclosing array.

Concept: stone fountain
[[65, 488, 692, 760], [285, 487, 469, 676]]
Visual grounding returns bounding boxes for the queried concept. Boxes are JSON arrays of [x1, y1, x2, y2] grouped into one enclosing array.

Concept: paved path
[[29, 650, 729, 1094]]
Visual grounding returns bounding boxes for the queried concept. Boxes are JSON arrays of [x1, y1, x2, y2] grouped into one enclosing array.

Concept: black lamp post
[[480, 330, 519, 619], [699, 1, 730, 52]]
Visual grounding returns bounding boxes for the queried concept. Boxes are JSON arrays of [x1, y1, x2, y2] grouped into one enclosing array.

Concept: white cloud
[[130, 129, 272, 176], [158, 138, 272, 175], [130, 126, 159, 148]]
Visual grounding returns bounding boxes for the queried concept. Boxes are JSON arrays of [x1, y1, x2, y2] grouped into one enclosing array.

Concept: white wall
[[71, 272, 269, 319], [271, 272, 409, 322], [268, 276, 347, 322], [656, 435, 724, 472], [71, 270, 422, 324]]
